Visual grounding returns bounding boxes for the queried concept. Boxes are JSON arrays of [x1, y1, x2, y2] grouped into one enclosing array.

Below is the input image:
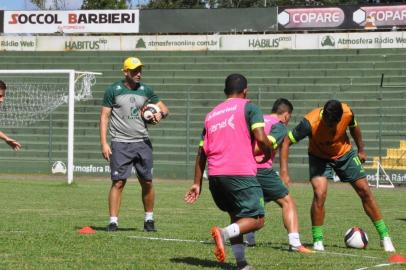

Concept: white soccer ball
[[344, 227, 368, 249], [141, 103, 161, 124]]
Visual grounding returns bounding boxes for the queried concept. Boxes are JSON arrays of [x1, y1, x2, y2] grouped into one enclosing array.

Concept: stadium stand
[[0, 49, 405, 180]]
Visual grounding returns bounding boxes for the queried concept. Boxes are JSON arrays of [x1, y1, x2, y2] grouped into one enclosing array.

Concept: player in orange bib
[[280, 100, 395, 252]]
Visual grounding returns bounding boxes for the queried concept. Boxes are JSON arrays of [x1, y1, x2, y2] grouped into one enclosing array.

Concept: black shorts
[[110, 140, 153, 181]]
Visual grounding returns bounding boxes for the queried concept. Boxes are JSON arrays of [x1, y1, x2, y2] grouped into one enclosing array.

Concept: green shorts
[[256, 168, 289, 202], [309, 148, 366, 182], [208, 176, 265, 218]]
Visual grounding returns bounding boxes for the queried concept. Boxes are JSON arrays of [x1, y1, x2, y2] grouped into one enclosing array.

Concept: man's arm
[[185, 146, 207, 204], [279, 118, 311, 185], [279, 136, 293, 186], [100, 106, 112, 161], [350, 125, 366, 163], [0, 131, 21, 151]]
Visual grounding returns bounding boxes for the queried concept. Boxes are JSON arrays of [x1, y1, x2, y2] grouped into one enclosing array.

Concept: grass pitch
[[0, 176, 406, 270]]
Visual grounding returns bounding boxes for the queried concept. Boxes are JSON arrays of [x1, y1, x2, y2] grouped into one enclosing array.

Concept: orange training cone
[[79, 226, 96, 234], [388, 254, 406, 264]]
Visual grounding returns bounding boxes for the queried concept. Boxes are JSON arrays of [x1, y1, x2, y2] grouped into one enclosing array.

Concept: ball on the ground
[[344, 227, 368, 249], [141, 104, 161, 124]]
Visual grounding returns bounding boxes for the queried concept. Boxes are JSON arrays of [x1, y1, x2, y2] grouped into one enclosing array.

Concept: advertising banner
[[3, 10, 139, 34], [278, 5, 406, 31], [1, 32, 406, 51]]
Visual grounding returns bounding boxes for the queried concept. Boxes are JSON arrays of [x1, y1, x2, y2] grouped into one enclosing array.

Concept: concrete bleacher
[[0, 49, 405, 180]]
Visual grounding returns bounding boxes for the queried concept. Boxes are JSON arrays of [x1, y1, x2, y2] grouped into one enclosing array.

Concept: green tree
[[30, 0, 67, 9], [81, 0, 130, 9]]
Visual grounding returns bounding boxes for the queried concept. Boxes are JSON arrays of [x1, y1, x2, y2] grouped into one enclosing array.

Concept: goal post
[[0, 69, 102, 184]]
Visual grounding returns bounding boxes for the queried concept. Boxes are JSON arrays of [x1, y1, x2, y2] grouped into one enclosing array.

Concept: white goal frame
[[0, 69, 102, 184], [365, 160, 395, 189]]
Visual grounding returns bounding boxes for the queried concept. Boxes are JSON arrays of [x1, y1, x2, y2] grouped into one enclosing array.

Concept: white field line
[[128, 235, 212, 244], [354, 263, 392, 270], [129, 235, 384, 261], [319, 251, 381, 260]]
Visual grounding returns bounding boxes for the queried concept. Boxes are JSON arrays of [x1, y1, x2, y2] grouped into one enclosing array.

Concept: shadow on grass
[[171, 257, 234, 269], [396, 218, 406, 222], [74, 226, 137, 232]]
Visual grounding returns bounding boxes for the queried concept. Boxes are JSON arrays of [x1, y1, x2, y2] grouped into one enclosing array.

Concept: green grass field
[[1, 176, 406, 270]]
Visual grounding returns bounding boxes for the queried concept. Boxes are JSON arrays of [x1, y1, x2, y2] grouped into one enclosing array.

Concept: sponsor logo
[[278, 7, 345, 28], [64, 39, 107, 50], [136, 38, 146, 48], [208, 114, 235, 134], [52, 161, 67, 174], [7, 11, 136, 25], [248, 36, 291, 48], [353, 5, 406, 27], [321, 35, 335, 47]]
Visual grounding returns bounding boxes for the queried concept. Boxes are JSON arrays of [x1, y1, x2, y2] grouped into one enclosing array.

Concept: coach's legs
[[109, 179, 126, 218], [138, 178, 155, 213]]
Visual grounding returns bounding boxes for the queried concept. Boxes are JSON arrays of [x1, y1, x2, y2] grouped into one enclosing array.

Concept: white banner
[[0, 31, 405, 51], [4, 10, 139, 34]]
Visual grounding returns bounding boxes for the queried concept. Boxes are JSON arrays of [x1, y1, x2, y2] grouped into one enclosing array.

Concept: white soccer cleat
[[381, 237, 396, 252], [313, 241, 325, 251]]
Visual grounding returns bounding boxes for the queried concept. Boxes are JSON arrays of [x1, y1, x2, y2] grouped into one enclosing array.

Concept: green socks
[[312, 221, 389, 242], [312, 226, 324, 242], [374, 219, 389, 240]]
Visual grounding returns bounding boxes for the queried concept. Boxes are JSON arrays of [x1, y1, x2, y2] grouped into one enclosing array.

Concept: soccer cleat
[[144, 220, 157, 232], [313, 241, 325, 251], [237, 260, 255, 270], [289, 245, 314, 254], [381, 237, 395, 252], [106, 222, 118, 232], [211, 226, 226, 263]]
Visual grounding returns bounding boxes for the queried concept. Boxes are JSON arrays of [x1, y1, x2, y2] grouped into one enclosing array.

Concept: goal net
[[0, 70, 101, 183]]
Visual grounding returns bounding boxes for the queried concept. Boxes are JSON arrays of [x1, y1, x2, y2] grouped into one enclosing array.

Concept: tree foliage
[[30, 0, 67, 9], [81, 0, 130, 9], [147, 0, 206, 8], [147, 0, 395, 8]]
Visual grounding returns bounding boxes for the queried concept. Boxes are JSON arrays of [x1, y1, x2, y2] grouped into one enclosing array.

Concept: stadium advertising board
[[3, 10, 139, 33], [352, 5, 406, 29], [278, 5, 406, 31], [1, 32, 406, 51]]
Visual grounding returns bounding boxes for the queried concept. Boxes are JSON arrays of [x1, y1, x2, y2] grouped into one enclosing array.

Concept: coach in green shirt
[[100, 57, 168, 233]]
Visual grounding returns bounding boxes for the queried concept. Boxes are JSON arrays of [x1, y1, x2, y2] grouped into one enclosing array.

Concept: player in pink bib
[[185, 74, 274, 270], [245, 98, 312, 254]]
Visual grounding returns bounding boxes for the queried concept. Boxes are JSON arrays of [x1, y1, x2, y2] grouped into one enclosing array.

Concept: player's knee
[[112, 180, 126, 190], [255, 216, 265, 229], [140, 179, 153, 190], [313, 190, 327, 202]]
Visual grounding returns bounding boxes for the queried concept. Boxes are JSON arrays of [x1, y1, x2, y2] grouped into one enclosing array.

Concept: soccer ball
[[344, 227, 368, 249], [141, 104, 161, 124]]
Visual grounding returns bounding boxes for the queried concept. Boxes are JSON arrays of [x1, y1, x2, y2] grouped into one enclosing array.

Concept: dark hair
[[224, 74, 247, 95], [323, 100, 343, 123], [271, 98, 293, 114], [0, 80, 6, 90]]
